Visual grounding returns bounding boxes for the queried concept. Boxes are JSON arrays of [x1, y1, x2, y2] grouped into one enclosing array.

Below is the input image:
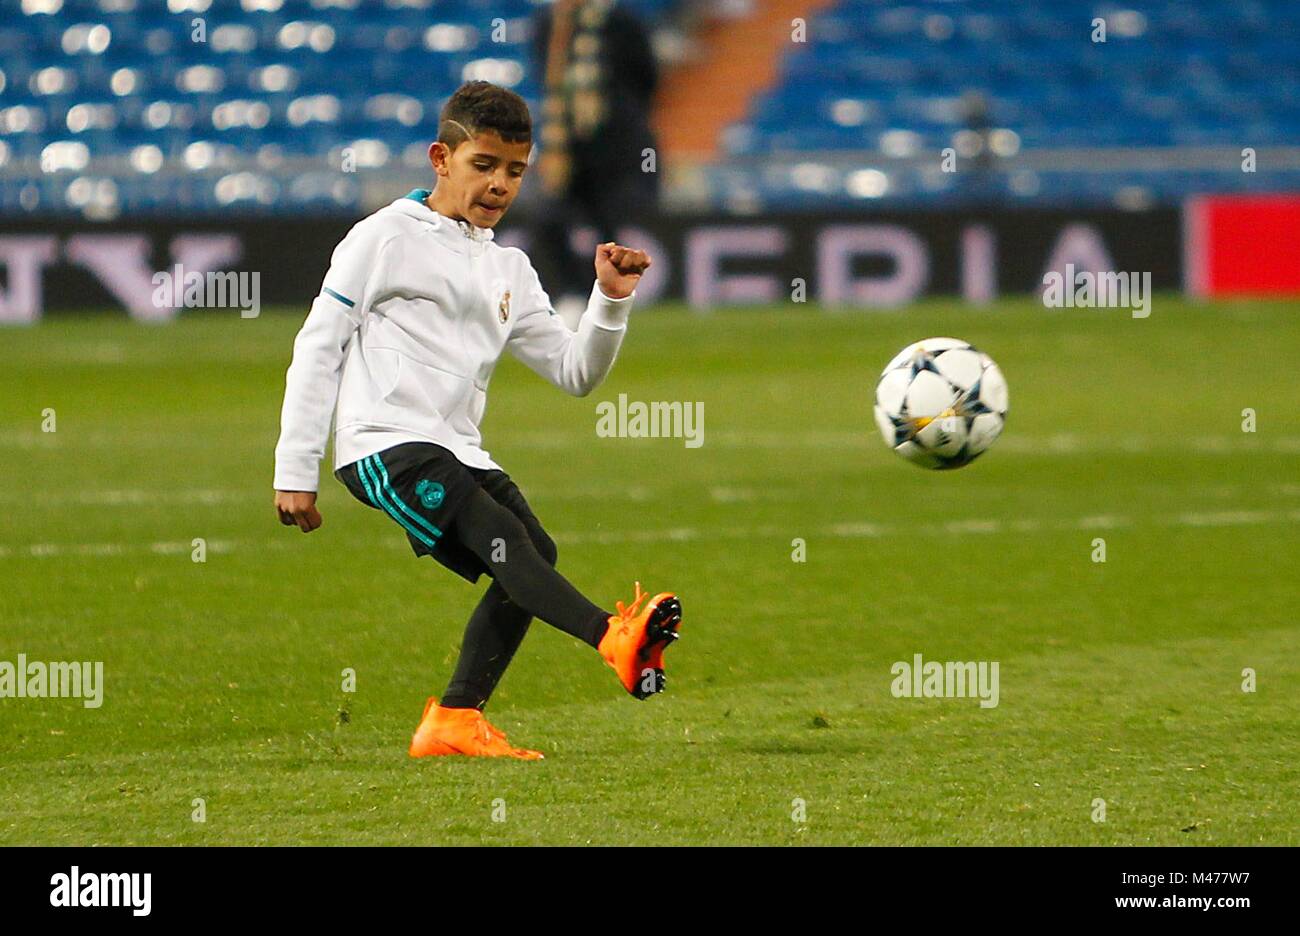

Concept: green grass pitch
[[1, 296, 1297, 845]]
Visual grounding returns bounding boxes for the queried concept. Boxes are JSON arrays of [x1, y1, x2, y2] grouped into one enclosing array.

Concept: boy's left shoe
[[598, 582, 683, 699], [408, 698, 544, 760]]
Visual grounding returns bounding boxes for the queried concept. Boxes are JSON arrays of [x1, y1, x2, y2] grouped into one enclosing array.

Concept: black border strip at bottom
[[0, 845, 1286, 923]]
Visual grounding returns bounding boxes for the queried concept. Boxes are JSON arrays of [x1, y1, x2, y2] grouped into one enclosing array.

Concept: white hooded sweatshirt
[[273, 189, 634, 492]]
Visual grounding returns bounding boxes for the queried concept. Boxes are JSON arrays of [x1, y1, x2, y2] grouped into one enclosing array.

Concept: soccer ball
[[873, 337, 1008, 470]]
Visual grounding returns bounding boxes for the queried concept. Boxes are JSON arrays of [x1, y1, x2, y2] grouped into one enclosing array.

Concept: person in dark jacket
[[531, 0, 660, 321]]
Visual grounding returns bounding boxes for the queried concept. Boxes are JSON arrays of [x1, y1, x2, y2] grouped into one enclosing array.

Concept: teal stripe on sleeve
[[322, 286, 355, 307]]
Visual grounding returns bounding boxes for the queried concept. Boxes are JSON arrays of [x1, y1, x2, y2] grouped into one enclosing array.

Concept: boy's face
[[428, 131, 531, 229]]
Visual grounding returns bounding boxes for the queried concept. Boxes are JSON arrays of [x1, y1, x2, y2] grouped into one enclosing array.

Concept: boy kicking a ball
[[272, 81, 681, 760]]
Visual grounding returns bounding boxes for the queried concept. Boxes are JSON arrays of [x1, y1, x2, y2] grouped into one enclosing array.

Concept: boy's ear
[[428, 141, 451, 176]]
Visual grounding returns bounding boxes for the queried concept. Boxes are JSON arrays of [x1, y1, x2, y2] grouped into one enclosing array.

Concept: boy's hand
[[595, 242, 652, 300], [275, 490, 322, 533]]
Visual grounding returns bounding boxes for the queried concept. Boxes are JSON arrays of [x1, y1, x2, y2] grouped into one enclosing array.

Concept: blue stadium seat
[[2, 0, 1297, 212]]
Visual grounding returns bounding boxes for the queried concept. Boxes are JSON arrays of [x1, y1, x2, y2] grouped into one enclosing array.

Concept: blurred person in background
[[959, 89, 997, 207], [531, 0, 660, 326]]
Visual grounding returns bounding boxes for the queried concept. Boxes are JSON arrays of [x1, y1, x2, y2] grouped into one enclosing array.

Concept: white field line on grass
[[507, 431, 1300, 454], [4, 429, 1300, 455], [0, 486, 658, 506], [0, 539, 239, 559], [2, 479, 1298, 509], [3, 510, 1298, 559], [551, 508, 1300, 545], [0, 489, 245, 506]]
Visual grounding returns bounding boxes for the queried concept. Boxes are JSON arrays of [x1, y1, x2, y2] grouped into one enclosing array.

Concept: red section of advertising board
[[1191, 195, 1300, 297]]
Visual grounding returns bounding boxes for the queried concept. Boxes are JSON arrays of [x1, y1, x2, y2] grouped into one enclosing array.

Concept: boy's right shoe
[[598, 582, 683, 699], [408, 698, 544, 760]]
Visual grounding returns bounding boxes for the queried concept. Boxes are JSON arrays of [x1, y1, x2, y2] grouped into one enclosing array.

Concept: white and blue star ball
[[873, 337, 1008, 470]]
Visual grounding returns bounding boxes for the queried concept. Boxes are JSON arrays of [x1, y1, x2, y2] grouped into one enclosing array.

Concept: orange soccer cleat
[[408, 697, 544, 760], [598, 582, 683, 699]]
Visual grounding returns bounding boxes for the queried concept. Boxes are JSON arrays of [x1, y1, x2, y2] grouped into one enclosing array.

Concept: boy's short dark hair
[[438, 81, 533, 149]]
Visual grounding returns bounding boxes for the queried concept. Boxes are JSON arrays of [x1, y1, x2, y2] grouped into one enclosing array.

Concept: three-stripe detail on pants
[[356, 454, 443, 549]]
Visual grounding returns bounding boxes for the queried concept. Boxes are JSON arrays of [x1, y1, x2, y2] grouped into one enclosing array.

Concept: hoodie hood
[[389, 188, 497, 253]]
